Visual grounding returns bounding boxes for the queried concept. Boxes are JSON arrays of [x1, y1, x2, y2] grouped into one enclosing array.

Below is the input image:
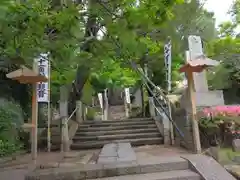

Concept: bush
[[0, 98, 24, 128], [0, 140, 22, 157], [199, 105, 240, 147], [0, 99, 24, 157]]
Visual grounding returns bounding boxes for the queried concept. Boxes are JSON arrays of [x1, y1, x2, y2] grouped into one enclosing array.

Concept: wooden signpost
[[6, 64, 47, 163], [179, 55, 219, 153]]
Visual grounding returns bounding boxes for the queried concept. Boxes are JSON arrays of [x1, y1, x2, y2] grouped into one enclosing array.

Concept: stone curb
[[25, 158, 188, 180]]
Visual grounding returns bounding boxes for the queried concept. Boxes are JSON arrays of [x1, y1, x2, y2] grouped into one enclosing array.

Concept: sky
[[204, 0, 234, 26]]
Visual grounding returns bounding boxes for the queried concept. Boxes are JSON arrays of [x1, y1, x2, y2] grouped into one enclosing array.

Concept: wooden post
[[60, 86, 69, 153], [187, 71, 202, 153], [188, 36, 203, 154], [31, 61, 38, 163], [168, 100, 175, 145], [47, 58, 51, 152]]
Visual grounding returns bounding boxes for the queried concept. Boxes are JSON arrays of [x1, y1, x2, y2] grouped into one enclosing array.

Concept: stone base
[[195, 90, 224, 107]]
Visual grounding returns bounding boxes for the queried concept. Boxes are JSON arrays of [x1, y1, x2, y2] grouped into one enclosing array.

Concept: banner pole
[[47, 57, 51, 152]]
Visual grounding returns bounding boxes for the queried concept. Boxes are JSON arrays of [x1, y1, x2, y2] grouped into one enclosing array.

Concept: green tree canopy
[[206, 0, 240, 90]]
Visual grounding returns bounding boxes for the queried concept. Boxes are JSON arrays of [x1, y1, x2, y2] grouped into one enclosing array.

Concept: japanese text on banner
[[35, 54, 49, 102]]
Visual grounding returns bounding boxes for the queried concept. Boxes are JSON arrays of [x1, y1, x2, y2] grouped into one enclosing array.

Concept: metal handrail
[[129, 61, 185, 139], [66, 106, 79, 123], [143, 77, 185, 138], [94, 29, 183, 140]]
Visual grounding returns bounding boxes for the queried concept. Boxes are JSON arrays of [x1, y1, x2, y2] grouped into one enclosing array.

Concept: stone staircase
[[71, 117, 163, 150], [39, 118, 79, 151], [92, 143, 201, 180], [26, 143, 203, 180]]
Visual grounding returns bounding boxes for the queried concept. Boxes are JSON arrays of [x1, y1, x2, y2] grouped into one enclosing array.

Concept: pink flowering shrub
[[199, 105, 240, 146], [202, 105, 240, 117], [200, 105, 240, 126]]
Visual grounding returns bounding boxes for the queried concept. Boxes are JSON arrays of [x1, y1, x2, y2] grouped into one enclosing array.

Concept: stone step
[[88, 170, 201, 180], [71, 137, 163, 149], [83, 117, 153, 124], [75, 128, 159, 136], [78, 124, 157, 132], [26, 156, 190, 179], [73, 132, 161, 141], [79, 120, 155, 128]]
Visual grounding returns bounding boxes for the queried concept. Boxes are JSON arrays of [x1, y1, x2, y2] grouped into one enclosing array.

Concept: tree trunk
[[68, 0, 99, 117]]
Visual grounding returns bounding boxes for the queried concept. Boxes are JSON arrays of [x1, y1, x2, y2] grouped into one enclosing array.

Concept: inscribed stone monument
[[188, 35, 225, 107]]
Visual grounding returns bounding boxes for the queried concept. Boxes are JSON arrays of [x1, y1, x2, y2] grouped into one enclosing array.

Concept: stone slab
[[232, 139, 240, 152], [98, 157, 117, 164], [182, 154, 236, 180], [97, 143, 137, 164]]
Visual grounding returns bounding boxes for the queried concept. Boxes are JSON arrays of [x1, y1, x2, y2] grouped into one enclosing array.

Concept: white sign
[[35, 53, 49, 102], [125, 88, 131, 104], [164, 39, 172, 92], [98, 93, 103, 109]]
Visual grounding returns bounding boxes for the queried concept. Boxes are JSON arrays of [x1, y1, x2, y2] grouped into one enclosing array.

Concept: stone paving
[[134, 144, 193, 161], [1, 144, 235, 180], [97, 143, 136, 164], [0, 150, 99, 180], [25, 144, 192, 180], [0, 145, 189, 180]]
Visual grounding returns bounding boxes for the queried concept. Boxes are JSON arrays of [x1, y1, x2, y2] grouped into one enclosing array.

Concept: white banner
[[35, 53, 49, 102], [125, 88, 131, 104], [164, 39, 172, 92], [98, 93, 103, 109]]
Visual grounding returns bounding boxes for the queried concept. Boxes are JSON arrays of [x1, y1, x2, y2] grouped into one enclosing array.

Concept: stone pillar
[[188, 36, 208, 92], [60, 86, 69, 152], [98, 92, 104, 121], [155, 107, 171, 145], [76, 100, 83, 123], [103, 89, 109, 120], [148, 97, 156, 117]]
